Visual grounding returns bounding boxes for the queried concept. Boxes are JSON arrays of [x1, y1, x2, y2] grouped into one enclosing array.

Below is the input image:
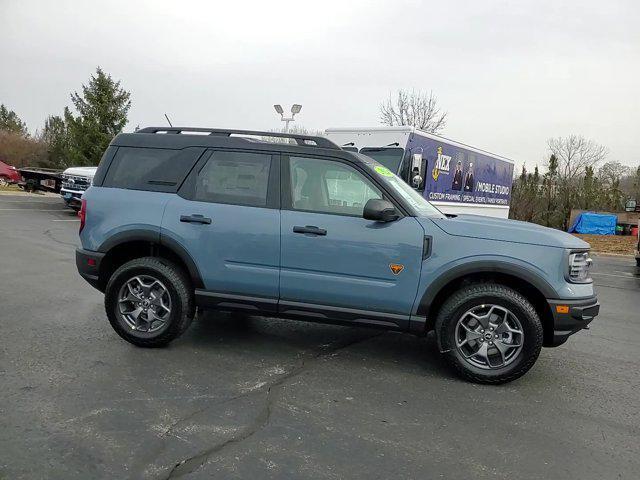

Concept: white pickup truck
[[60, 166, 97, 210]]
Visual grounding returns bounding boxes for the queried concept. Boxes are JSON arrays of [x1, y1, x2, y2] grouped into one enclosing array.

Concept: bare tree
[[547, 135, 608, 229], [598, 161, 630, 187], [380, 89, 447, 133], [547, 135, 608, 182], [597, 161, 630, 210], [0, 131, 48, 168]]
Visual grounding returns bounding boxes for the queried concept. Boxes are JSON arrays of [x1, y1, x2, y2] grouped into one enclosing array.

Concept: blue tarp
[[568, 212, 617, 235]]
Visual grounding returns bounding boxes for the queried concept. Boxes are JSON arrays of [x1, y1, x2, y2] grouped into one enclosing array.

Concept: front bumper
[[546, 296, 599, 346], [76, 248, 105, 291], [60, 189, 84, 208]]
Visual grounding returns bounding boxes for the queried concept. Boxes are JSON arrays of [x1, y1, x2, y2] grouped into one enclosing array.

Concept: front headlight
[[568, 251, 592, 283]]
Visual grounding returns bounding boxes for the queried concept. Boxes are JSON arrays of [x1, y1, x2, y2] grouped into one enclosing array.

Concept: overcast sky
[[1, 0, 638, 170]]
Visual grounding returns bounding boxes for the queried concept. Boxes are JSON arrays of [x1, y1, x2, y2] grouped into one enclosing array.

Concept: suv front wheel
[[104, 257, 195, 347], [436, 283, 543, 384]]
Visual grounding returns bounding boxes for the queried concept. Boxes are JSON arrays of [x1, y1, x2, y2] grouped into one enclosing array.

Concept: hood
[[428, 214, 590, 249], [63, 166, 98, 177]]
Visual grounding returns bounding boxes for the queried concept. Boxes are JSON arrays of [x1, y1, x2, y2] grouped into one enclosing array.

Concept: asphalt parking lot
[[0, 193, 638, 480]]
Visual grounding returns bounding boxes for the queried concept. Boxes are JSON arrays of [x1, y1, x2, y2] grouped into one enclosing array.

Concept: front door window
[[289, 156, 382, 216]]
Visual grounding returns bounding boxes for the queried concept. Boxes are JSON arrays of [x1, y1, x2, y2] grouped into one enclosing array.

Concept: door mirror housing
[[410, 149, 424, 190], [363, 199, 400, 222]]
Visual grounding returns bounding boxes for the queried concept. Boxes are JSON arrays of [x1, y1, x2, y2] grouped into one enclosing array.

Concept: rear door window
[[194, 151, 272, 207], [103, 147, 203, 192]]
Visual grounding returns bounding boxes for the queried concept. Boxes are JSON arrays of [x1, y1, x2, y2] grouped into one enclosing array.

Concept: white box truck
[[325, 127, 514, 218]]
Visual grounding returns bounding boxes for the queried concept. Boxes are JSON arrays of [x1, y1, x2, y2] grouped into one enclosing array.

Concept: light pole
[[273, 104, 302, 133]]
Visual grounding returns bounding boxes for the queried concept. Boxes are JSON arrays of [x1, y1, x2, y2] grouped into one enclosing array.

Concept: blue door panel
[[161, 195, 280, 298], [280, 210, 424, 314]]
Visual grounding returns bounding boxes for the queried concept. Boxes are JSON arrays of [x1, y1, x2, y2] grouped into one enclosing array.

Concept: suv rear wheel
[[435, 283, 543, 384], [104, 257, 195, 347]]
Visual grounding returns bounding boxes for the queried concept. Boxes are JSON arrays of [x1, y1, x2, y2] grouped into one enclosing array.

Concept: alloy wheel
[[117, 275, 172, 333], [454, 304, 524, 369]]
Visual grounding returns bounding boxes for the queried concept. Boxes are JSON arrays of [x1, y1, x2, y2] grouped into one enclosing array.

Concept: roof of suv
[[111, 127, 351, 160]]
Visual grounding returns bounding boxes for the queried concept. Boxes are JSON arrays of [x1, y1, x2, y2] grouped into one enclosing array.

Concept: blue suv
[[76, 127, 599, 383]]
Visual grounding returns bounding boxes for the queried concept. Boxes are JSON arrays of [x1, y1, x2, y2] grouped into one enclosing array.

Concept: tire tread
[[104, 256, 195, 347], [435, 282, 543, 384]]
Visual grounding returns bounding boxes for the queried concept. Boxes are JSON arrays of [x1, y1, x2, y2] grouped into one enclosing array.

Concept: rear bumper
[[546, 296, 599, 346], [76, 248, 105, 291]]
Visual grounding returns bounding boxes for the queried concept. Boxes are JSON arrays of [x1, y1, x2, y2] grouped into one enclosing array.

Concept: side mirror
[[410, 151, 424, 190], [363, 199, 399, 222], [411, 174, 423, 188]]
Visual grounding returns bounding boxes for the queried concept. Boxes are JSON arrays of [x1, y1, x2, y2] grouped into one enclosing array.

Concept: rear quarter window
[[103, 147, 204, 192]]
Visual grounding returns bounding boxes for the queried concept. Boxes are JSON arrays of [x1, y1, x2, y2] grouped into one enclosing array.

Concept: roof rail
[[136, 127, 340, 150]]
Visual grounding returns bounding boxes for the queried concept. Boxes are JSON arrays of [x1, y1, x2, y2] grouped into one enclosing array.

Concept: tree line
[[510, 135, 640, 230], [0, 67, 130, 169]]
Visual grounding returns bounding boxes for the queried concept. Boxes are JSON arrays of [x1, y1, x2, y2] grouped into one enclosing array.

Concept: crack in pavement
[[160, 331, 383, 479], [43, 228, 76, 247]]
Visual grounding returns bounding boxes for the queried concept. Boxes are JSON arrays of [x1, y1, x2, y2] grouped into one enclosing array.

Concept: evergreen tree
[[580, 165, 598, 210], [40, 115, 71, 168], [0, 104, 28, 136], [64, 67, 131, 166], [509, 165, 542, 223], [541, 154, 559, 227]]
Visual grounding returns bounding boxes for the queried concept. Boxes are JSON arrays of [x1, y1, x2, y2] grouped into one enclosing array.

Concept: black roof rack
[[136, 127, 340, 150]]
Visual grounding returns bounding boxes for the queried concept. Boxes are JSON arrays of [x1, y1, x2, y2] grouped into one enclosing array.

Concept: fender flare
[[97, 228, 204, 288], [416, 259, 557, 316]]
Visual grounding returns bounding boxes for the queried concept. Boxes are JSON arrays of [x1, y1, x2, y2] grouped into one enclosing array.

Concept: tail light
[[79, 198, 87, 233]]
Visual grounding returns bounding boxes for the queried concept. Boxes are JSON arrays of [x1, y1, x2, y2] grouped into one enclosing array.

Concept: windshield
[[360, 158, 444, 218], [360, 147, 404, 174]]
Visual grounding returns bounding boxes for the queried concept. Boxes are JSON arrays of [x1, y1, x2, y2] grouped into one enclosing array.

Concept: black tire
[[435, 283, 543, 384], [104, 257, 195, 347], [636, 257, 640, 268]]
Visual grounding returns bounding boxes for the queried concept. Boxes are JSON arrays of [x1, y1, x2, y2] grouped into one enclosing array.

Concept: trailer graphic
[[325, 127, 514, 218]]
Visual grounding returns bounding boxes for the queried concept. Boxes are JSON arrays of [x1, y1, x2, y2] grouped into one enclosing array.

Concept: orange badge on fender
[[390, 264, 404, 275]]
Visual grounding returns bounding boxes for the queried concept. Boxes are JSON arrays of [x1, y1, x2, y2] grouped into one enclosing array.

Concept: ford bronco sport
[[76, 127, 599, 383]]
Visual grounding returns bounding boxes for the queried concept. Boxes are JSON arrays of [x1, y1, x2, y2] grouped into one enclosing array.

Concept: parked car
[[76, 127, 599, 384], [0, 159, 22, 186], [61, 166, 98, 210]]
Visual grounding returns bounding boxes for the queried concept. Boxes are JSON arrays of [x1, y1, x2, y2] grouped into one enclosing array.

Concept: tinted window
[[195, 151, 271, 207], [289, 156, 382, 216], [104, 147, 201, 192]]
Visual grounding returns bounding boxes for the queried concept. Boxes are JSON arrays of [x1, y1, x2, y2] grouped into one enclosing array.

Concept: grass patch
[[0, 184, 21, 192]]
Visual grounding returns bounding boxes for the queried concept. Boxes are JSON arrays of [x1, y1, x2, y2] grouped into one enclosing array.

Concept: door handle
[[293, 225, 326, 236], [180, 214, 212, 225]]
